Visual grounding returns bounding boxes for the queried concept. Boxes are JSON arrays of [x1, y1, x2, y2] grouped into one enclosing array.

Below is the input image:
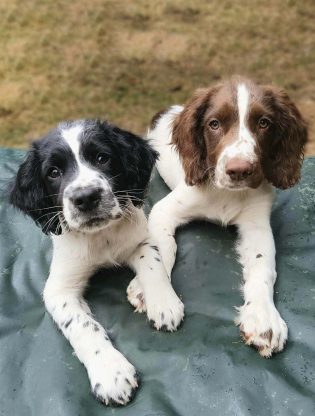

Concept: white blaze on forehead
[[61, 123, 102, 188], [61, 124, 84, 161], [237, 83, 250, 138]]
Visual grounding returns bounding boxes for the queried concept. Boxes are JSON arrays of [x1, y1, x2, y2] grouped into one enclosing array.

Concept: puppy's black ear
[[112, 126, 158, 206], [9, 144, 62, 235]]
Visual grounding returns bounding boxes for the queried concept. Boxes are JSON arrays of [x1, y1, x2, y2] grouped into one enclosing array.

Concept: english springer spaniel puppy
[[147, 77, 307, 357], [10, 120, 184, 406]]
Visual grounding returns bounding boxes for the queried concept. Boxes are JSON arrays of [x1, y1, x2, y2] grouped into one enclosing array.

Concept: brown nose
[[225, 158, 253, 181]]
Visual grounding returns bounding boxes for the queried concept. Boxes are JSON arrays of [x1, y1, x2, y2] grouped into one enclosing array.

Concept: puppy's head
[[172, 77, 308, 190], [10, 120, 158, 234]]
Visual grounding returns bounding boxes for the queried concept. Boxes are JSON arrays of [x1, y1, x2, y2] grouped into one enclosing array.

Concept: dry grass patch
[[0, 0, 314, 154]]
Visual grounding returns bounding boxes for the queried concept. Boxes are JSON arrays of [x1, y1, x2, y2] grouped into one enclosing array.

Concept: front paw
[[146, 289, 184, 332], [235, 301, 288, 358], [88, 348, 139, 406]]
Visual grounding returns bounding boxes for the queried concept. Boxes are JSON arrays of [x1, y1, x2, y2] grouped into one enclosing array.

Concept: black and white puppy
[[10, 120, 184, 406]]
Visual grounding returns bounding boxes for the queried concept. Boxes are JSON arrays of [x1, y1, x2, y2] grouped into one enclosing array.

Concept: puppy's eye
[[258, 117, 271, 129], [96, 153, 109, 165], [47, 167, 62, 179], [209, 119, 220, 130]]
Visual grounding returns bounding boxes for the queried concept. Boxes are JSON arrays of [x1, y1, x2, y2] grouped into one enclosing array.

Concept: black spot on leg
[[64, 318, 73, 329], [150, 245, 159, 253], [149, 267, 153, 270], [140, 255, 144, 259], [138, 241, 149, 248], [256, 254, 263, 258], [171, 319, 175, 327], [94, 383, 101, 392], [161, 312, 165, 321], [83, 321, 89, 328], [95, 350, 100, 355], [246, 301, 251, 306], [155, 257, 160, 262], [62, 302, 67, 308], [93, 324, 100, 332]]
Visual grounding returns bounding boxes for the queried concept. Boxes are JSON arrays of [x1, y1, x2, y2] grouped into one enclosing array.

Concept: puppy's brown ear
[[172, 88, 214, 186], [261, 87, 308, 189]]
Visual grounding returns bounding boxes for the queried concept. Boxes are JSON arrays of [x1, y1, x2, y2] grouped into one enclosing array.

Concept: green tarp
[[0, 148, 314, 416]]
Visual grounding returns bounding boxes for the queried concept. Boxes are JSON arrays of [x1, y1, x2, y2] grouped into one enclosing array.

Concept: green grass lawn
[[0, 0, 314, 153]]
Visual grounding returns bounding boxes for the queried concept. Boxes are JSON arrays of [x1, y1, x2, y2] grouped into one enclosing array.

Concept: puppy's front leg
[[148, 185, 194, 277], [127, 241, 184, 331], [43, 253, 138, 406], [235, 212, 288, 357]]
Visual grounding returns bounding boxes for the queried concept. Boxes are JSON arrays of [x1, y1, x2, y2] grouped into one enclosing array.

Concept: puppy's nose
[[225, 158, 253, 181], [71, 187, 102, 211]]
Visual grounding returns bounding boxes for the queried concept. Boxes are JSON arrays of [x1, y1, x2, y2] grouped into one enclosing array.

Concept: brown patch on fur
[[150, 108, 168, 130], [261, 329, 273, 343], [260, 86, 308, 189], [172, 87, 220, 185]]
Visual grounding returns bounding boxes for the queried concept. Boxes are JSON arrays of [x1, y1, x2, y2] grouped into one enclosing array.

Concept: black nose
[[70, 188, 102, 211]]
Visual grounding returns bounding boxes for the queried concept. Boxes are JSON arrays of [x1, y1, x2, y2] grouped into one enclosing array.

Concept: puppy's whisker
[[27, 205, 63, 212], [35, 210, 62, 222]]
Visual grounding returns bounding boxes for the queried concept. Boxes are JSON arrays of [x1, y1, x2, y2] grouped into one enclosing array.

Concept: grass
[[0, 0, 314, 154]]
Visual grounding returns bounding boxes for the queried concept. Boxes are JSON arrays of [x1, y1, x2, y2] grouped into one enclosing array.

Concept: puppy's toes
[[236, 301, 288, 357], [127, 277, 146, 313], [146, 292, 184, 332], [88, 348, 139, 406]]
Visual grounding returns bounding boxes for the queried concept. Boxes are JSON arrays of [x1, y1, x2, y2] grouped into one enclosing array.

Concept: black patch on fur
[[155, 257, 160, 262], [93, 324, 100, 332], [140, 255, 144, 259], [83, 321, 89, 328], [150, 245, 159, 252], [95, 350, 100, 355], [63, 302, 67, 308], [64, 318, 73, 329], [256, 253, 263, 258]]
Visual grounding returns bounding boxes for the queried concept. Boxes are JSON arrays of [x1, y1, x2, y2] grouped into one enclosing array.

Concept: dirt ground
[[0, 0, 314, 154]]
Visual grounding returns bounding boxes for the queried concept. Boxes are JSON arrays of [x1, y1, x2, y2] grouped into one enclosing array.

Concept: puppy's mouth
[[79, 211, 123, 230]]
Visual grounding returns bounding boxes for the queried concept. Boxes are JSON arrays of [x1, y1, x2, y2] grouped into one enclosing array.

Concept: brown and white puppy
[[144, 76, 307, 357]]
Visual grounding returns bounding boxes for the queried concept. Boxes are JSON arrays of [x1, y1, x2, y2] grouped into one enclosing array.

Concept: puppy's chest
[[86, 221, 147, 265], [201, 191, 245, 225]]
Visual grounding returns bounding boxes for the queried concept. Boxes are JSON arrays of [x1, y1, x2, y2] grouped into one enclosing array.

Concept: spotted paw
[[88, 347, 139, 406], [145, 288, 184, 332], [127, 277, 146, 313], [235, 301, 288, 357]]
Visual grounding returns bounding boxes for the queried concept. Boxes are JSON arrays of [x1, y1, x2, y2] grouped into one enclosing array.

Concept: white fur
[[43, 126, 184, 405], [148, 99, 288, 358]]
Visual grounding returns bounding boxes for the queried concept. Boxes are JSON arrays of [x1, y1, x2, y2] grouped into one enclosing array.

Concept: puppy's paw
[[235, 301, 288, 357], [146, 289, 184, 332], [88, 348, 139, 406], [127, 277, 146, 313]]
